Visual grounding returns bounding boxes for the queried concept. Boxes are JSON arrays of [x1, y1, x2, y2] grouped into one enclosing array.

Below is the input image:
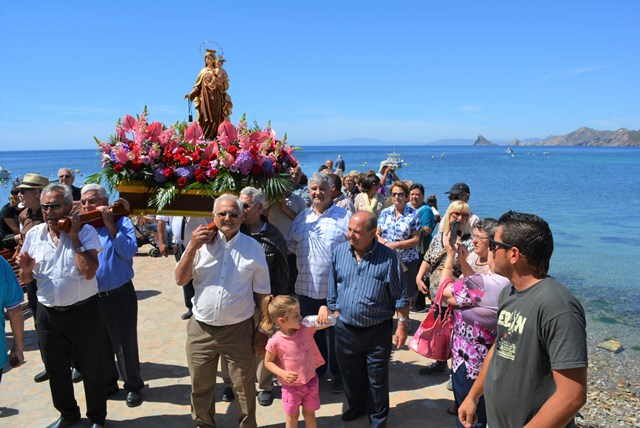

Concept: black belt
[[98, 281, 133, 298], [51, 295, 97, 312]]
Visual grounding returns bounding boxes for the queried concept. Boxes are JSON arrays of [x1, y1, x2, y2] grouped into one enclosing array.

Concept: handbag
[[408, 277, 453, 361]]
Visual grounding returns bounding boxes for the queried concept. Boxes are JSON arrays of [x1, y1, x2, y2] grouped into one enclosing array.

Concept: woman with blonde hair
[[415, 200, 474, 376]]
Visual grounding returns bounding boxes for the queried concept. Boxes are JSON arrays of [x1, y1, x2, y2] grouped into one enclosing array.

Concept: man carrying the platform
[[287, 172, 351, 393], [17, 183, 106, 428], [80, 184, 145, 408], [176, 194, 270, 428], [320, 211, 409, 426], [458, 211, 587, 428]]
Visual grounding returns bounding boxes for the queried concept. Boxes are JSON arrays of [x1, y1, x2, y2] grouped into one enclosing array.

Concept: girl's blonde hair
[[441, 200, 471, 234], [260, 295, 299, 333]]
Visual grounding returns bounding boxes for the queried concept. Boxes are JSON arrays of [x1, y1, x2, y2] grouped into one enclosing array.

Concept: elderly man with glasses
[[58, 168, 82, 201], [80, 184, 144, 407], [459, 211, 587, 428], [16, 183, 106, 428], [176, 194, 271, 428]]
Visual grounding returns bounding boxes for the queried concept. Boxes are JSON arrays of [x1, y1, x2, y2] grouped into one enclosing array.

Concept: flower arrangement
[[87, 107, 298, 211]]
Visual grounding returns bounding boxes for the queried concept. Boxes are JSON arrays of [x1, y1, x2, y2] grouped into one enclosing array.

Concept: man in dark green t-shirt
[[459, 211, 587, 428]]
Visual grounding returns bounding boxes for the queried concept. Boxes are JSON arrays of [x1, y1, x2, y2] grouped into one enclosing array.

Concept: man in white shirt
[[176, 194, 271, 428], [16, 183, 106, 428]]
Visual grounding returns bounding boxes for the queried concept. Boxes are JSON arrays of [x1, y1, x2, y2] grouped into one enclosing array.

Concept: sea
[[1, 145, 639, 349]]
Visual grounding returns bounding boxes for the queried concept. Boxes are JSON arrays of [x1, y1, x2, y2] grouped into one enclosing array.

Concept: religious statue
[[184, 48, 233, 140]]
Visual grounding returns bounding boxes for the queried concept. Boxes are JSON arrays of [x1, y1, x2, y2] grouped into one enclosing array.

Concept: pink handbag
[[409, 280, 453, 361]]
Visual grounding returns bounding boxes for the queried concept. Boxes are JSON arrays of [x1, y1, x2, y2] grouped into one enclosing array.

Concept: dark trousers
[[98, 281, 144, 393], [287, 253, 297, 296], [176, 246, 195, 310], [336, 318, 392, 428], [37, 298, 107, 424], [298, 294, 340, 379], [453, 362, 486, 428]]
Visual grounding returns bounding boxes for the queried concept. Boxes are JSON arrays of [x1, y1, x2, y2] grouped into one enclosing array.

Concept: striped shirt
[[287, 204, 350, 299], [327, 240, 409, 327]]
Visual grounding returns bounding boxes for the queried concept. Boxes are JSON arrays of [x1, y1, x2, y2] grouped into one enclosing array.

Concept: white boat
[[384, 149, 403, 169], [0, 166, 11, 180]]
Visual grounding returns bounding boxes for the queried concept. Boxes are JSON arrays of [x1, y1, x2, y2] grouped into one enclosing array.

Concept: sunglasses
[[216, 211, 240, 219], [42, 203, 63, 212], [391, 192, 405, 198], [472, 234, 489, 241], [80, 197, 101, 205], [488, 238, 514, 252], [451, 211, 469, 218]]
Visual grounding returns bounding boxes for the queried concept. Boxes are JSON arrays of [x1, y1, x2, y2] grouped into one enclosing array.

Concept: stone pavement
[[1, 246, 454, 427]]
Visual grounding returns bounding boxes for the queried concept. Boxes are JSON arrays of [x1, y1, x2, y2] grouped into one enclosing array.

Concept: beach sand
[[1, 245, 455, 427]]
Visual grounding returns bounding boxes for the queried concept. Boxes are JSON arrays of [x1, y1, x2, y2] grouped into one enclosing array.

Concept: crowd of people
[[0, 157, 588, 428]]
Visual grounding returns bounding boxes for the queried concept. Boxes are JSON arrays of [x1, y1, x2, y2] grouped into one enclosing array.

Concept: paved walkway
[[1, 246, 454, 427]]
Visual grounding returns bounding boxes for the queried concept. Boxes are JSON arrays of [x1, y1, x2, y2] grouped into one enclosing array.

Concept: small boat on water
[[0, 166, 11, 180], [384, 149, 403, 169]]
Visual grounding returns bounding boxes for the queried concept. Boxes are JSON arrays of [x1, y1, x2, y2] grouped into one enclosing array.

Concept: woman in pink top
[[262, 295, 330, 428]]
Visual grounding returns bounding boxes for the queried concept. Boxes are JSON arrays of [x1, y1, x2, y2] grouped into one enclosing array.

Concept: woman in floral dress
[[440, 219, 510, 428], [376, 181, 421, 303]]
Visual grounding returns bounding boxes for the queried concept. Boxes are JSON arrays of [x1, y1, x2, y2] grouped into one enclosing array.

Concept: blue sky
[[1, 0, 638, 150]]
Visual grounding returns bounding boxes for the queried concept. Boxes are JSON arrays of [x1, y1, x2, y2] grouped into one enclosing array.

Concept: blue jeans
[[297, 294, 341, 379], [453, 361, 486, 428]]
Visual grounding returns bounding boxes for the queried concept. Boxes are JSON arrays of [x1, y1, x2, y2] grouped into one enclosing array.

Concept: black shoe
[[126, 391, 142, 407], [257, 390, 274, 406], [220, 386, 234, 402], [331, 377, 344, 394], [71, 368, 83, 383], [419, 361, 448, 376], [341, 408, 365, 422], [446, 404, 458, 416], [181, 310, 193, 320], [46, 416, 81, 428], [89, 424, 105, 428], [34, 369, 50, 383]]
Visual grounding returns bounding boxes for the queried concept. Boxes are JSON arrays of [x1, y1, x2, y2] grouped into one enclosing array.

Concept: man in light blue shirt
[[80, 184, 144, 408], [0, 256, 24, 383]]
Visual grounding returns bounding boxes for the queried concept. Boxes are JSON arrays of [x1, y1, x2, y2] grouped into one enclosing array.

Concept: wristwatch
[[74, 246, 86, 253], [397, 317, 409, 325]]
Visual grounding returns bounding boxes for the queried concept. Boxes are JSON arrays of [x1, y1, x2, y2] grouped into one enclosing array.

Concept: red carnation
[[163, 167, 174, 178], [179, 156, 190, 166], [251, 163, 262, 176], [177, 177, 187, 188], [207, 169, 219, 179], [131, 161, 142, 171], [192, 154, 201, 163], [200, 160, 210, 169], [227, 145, 238, 156], [113, 164, 124, 172]]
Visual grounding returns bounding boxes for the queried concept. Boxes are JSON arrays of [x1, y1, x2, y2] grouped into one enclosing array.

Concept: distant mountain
[[473, 135, 496, 146], [518, 127, 640, 147]]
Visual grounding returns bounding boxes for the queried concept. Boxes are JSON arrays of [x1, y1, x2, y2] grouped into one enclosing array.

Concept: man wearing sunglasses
[[80, 184, 144, 408], [459, 211, 587, 428], [176, 194, 270, 428], [16, 183, 106, 428], [58, 168, 82, 201]]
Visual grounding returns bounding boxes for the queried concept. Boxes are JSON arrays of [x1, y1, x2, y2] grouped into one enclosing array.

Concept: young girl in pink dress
[[261, 295, 329, 428]]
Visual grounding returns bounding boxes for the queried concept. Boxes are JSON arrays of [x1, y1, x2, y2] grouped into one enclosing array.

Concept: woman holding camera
[[415, 200, 473, 376]]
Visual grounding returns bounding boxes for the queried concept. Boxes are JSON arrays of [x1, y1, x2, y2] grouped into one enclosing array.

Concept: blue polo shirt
[[95, 216, 137, 291], [327, 240, 408, 327], [1, 257, 23, 368]]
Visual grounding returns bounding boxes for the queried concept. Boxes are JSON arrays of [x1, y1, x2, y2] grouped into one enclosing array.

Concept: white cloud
[[534, 65, 611, 83]]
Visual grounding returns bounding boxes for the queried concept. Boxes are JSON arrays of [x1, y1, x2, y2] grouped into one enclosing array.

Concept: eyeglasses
[[59, 174, 72, 179], [80, 197, 100, 205], [488, 238, 514, 252], [472, 234, 488, 241], [391, 192, 405, 198], [216, 211, 240, 219], [242, 203, 253, 210], [41, 203, 63, 212], [451, 212, 469, 218]]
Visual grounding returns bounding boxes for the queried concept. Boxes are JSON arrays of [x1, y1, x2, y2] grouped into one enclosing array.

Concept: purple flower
[[154, 165, 168, 183], [175, 166, 194, 179], [235, 151, 254, 175], [262, 160, 275, 177]]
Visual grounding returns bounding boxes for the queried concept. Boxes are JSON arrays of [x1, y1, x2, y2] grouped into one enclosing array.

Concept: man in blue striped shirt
[[320, 211, 410, 427]]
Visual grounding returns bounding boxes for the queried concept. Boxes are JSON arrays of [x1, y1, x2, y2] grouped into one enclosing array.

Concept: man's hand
[[9, 346, 24, 368], [393, 322, 408, 349], [16, 251, 35, 273], [317, 305, 337, 324], [191, 226, 216, 250], [416, 276, 429, 294], [458, 396, 479, 428], [254, 331, 268, 356]]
